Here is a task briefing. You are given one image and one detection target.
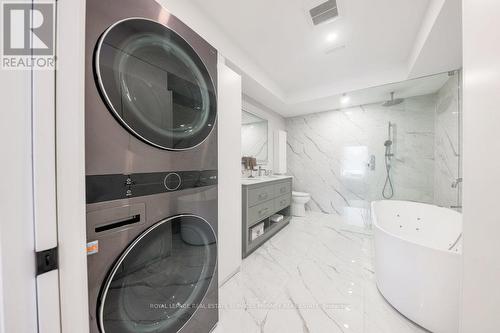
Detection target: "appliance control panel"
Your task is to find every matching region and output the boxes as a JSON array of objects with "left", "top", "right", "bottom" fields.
[
  {"left": 86, "top": 170, "right": 218, "bottom": 204},
  {"left": 164, "top": 173, "right": 182, "bottom": 191}
]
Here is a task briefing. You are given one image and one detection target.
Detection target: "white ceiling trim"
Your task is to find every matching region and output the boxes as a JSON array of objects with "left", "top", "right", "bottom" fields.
[
  {"left": 407, "top": 0, "right": 462, "bottom": 78},
  {"left": 408, "top": 0, "right": 447, "bottom": 74}
]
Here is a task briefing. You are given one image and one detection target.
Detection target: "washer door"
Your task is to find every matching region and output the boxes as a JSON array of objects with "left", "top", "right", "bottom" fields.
[
  {"left": 98, "top": 215, "right": 217, "bottom": 333},
  {"left": 95, "top": 18, "right": 217, "bottom": 150}
]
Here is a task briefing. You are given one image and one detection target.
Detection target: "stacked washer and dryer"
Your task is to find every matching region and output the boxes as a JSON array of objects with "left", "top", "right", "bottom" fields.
[{"left": 85, "top": 0, "right": 218, "bottom": 332}]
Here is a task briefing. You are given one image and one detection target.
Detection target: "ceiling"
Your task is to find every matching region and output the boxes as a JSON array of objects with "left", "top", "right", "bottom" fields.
[{"left": 187, "top": 0, "right": 462, "bottom": 117}]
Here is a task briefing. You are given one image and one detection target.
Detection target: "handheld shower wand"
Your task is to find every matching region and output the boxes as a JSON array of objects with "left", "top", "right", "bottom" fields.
[{"left": 382, "top": 122, "right": 395, "bottom": 199}]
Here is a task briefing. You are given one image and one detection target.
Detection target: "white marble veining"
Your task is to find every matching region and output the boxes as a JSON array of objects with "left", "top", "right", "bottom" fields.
[
  {"left": 241, "top": 175, "right": 293, "bottom": 186},
  {"left": 434, "top": 74, "right": 461, "bottom": 208},
  {"left": 286, "top": 95, "right": 436, "bottom": 216},
  {"left": 214, "top": 212, "right": 427, "bottom": 333}
]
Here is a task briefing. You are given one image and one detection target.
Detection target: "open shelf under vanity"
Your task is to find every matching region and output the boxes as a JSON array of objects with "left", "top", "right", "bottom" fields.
[{"left": 242, "top": 177, "right": 292, "bottom": 258}]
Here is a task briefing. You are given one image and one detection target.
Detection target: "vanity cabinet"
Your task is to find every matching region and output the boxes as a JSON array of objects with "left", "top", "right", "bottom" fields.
[{"left": 242, "top": 177, "right": 292, "bottom": 258}]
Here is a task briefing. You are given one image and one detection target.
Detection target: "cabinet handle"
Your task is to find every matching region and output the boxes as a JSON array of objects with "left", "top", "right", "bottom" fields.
[
  {"left": 258, "top": 193, "right": 268, "bottom": 200},
  {"left": 259, "top": 208, "right": 269, "bottom": 215}
]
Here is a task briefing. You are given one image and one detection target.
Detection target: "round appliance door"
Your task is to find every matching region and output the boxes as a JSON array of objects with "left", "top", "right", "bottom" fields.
[
  {"left": 98, "top": 215, "right": 217, "bottom": 333},
  {"left": 95, "top": 18, "right": 217, "bottom": 150}
]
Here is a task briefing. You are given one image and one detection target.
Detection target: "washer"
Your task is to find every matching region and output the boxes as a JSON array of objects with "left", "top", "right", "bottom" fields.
[
  {"left": 85, "top": 0, "right": 218, "bottom": 332},
  {"left": 86, "top": 184, "right": 218, "bottom": 333}
]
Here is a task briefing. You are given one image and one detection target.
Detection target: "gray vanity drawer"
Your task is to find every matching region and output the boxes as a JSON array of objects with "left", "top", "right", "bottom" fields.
[
  {"left": 248, "top": 200, "right": 274, "bottom": 226},
  {"left": 274, "top": 181, "right": 292, "bottom": 196},
  {"left": 274, "top": 193, "right": 291, "bottom": 211},
  {"left": 248, "top": 185, "right": 274, "bottom": 207}
]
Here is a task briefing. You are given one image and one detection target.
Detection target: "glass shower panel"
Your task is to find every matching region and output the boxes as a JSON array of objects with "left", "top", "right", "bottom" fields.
[{"left": 434, "top": 71, "right": 462, "bottom": 209}]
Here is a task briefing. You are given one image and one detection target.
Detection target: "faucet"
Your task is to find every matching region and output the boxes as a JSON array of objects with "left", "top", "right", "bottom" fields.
[
  {"left": 451, "top": 178, "right": 463, "bottom": 188},
  {"left": 258, "top": 166, "right": 265, "bottom": 177}
]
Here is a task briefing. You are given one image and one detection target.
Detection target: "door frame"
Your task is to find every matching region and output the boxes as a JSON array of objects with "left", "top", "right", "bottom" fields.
[{"left": 55, "top": 0, "right": 89, "bottom": 332}]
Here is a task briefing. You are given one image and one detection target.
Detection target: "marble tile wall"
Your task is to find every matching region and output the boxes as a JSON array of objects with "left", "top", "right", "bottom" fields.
[
  {"left": 286, "top": 95, "right": 437, "bottom": 216},
  {"left": 434, "top": 74, "right": 461, "bottom": 208}
]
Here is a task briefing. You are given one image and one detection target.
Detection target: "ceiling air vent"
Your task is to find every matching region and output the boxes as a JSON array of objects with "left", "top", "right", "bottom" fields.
[{"left": 309, "top": 0, "right": 338, "bottom": 26}]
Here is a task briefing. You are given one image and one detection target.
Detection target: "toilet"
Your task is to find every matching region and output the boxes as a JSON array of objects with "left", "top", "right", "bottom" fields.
[{"left": 291, "top": 191, "right": 311, "bottom": 217}]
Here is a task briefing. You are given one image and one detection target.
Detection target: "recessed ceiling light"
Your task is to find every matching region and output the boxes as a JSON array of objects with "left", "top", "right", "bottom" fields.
[
  {"left": 326, "top": 32, "right": 338, "bottom": 42},
  {"left": 341, "top": 94, "right": 350, "bottom": 104}
]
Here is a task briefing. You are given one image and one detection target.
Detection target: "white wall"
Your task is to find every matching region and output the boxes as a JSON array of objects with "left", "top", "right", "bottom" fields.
[
  {"left": 461, "top": 1, "right": 500, "bottom": 331},
  {"left": 217, "top": 56, "right": 243, "bottom": 284},
  {"left": 0, "top": 31, "right": 38, "bottom": 333},
  {"left": 243, "top": 95, "right": 286, "bottom": 171}
]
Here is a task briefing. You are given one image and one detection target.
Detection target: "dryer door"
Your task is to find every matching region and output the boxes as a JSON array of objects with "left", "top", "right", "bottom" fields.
[
  {"left": 95, "top": 18, "right": 217, "bottom": 150},
  {"left": 98, "top": 215, "right": 217, "bottom": 333}
]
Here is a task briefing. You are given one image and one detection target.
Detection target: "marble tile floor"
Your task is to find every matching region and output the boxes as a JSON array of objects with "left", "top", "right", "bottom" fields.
[{"left": 214, "top": 212, "right": 428, "bottom": 333}]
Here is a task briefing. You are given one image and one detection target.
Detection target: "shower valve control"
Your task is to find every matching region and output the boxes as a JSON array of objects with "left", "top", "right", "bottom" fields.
[{"left": 368, "top": 155, "right": 376, "bottom": 171}]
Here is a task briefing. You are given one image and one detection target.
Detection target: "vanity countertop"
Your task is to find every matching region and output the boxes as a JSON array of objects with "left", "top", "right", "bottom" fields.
[{"left": 241, "top": 175, "right": 293, "bottom": 186}]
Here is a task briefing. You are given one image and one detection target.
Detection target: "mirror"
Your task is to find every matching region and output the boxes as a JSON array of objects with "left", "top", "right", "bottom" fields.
[{"left": 241, "top": 110, "right": 268, "bottom": 163}]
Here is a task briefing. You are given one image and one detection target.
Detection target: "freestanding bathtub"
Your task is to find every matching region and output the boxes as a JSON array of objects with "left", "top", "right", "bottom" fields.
[{"left": 371, "top": 200, "right": 462, "bottom": 333}]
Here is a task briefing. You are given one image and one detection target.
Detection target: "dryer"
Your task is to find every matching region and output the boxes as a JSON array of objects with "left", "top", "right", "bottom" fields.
[
  {"left": 85, "top": 0, "right": 218, "bottom": 332},
  {"left": 85, "top": 0, "right": 218, "bottom": 176}
]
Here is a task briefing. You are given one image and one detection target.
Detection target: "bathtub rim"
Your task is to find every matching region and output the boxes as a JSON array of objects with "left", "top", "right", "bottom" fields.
[{"left": 371, "top": 200, "right": 462, "bottom": 255}]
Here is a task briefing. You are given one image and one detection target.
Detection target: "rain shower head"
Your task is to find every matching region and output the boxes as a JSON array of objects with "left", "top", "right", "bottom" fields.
[{"left": 382, "top": 92, "right": 404, "bottom": 107}]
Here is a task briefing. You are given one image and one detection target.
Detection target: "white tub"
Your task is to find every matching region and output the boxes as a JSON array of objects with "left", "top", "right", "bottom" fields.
[{"left": 371, "top": 200, "right": 462, "bottom": 333}]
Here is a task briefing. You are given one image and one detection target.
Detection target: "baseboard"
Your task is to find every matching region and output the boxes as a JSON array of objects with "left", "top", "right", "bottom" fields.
[{"left": 219, "top": 266, "right": 241, "bottom": 287}]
